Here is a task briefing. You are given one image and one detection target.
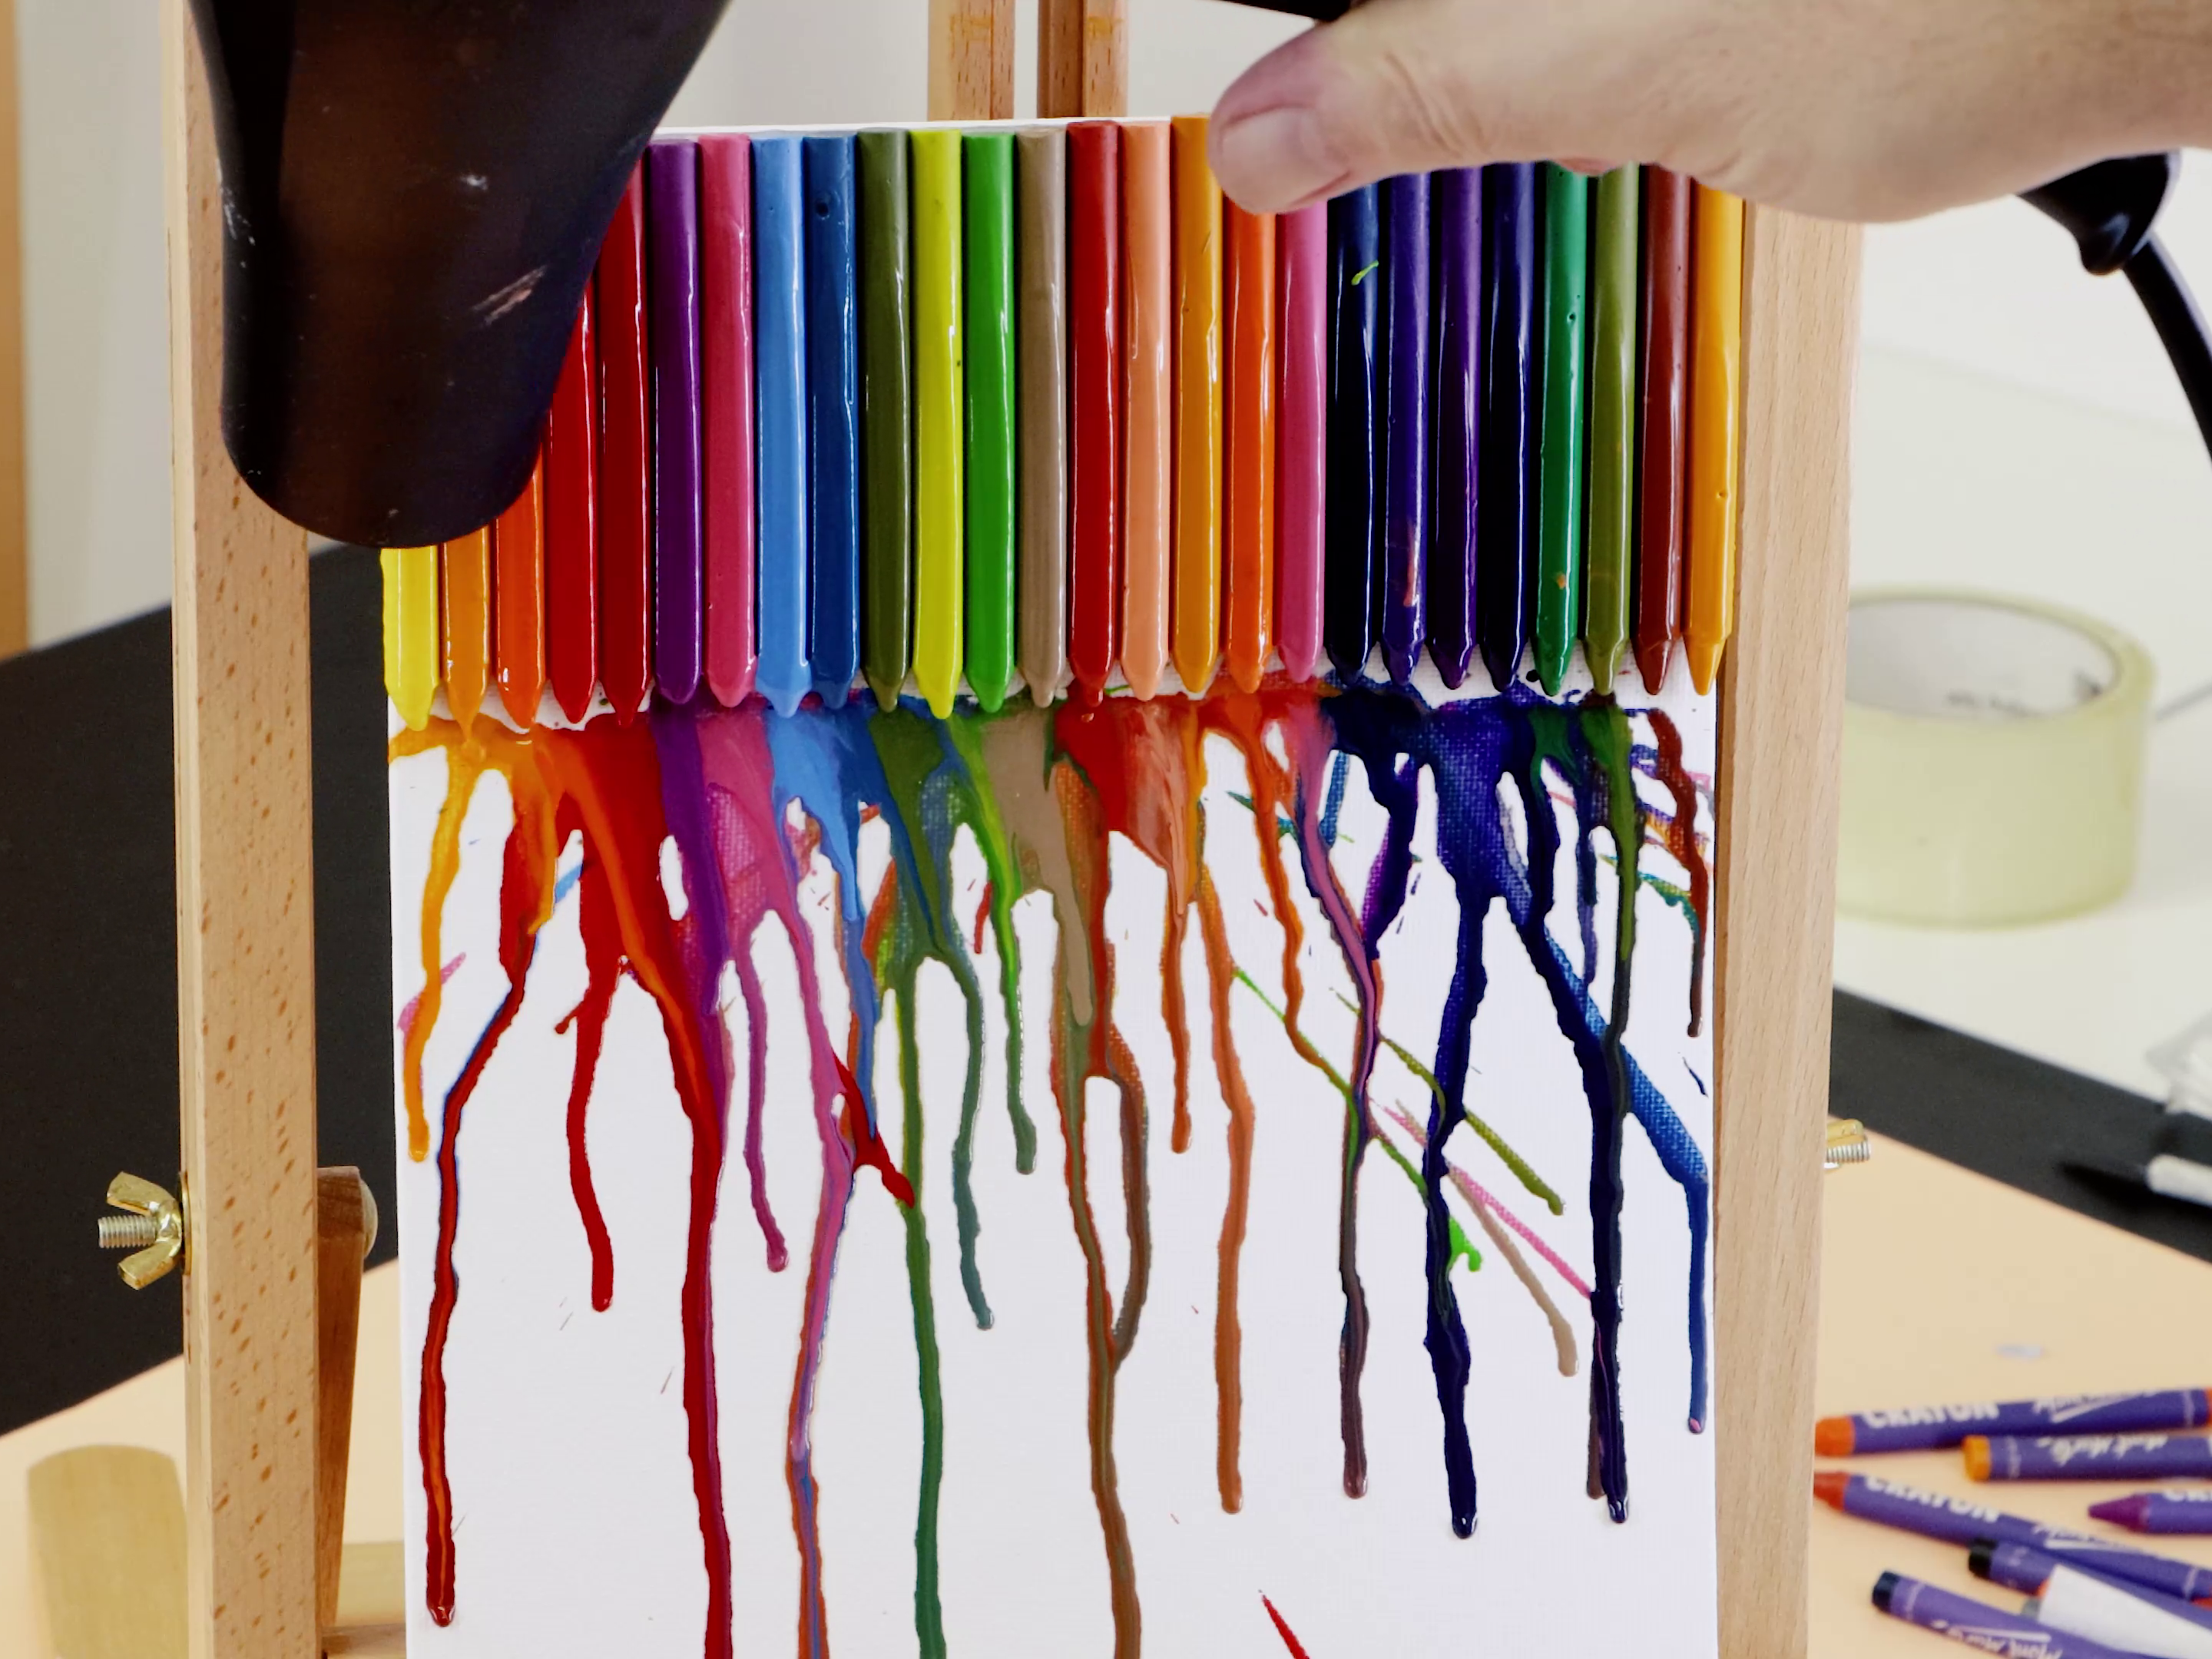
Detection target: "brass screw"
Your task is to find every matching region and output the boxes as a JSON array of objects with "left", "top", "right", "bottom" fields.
[
  {"left": 97, "top": 1173, "right": 187, "bottom": 1289},
  {"left": 1825, "top": 1118, "right": 1872, "bottom": 1172}
]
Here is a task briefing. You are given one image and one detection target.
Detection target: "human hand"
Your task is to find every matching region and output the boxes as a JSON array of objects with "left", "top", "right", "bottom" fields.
[{"left": 1207, "top": 0, "right": 2212, "bottom": 221}]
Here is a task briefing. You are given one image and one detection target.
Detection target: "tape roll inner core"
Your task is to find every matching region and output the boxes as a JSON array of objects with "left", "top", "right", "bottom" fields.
[{"left": 1847, "top": 595, "right": 2119, "bottom": 721}]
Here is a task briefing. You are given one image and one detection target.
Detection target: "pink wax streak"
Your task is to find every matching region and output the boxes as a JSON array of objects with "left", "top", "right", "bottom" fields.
[
  {"left": 1384, "top": 1104, "right": 1593, "bottom": 1299},
  {"left": 1274, "top": 203, "right": 1327, "bottom": 683},
  {"left": 396, "top": 952, "right": 465, "bottom": 1038}
]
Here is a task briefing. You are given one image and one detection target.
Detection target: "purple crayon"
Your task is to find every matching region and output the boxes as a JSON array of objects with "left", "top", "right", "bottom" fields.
[
  {"left": 1969, "top": 1435, "right": 2212, "bottom": 1483},
  {"left": 1816, "top": 1474, "right": 2212, "bottom": 1602},
  {"left": 1973, "top": 1541, "right": 2212, "bottom": 1634},
  {"left": 1874, "top": 1572, "right": 2137, "bottom": 1659},
  {"left": 1379, "top": 171, "right": 1430, "bottom": 686},
  {"left": 1820, "top": 1390, "right": 2212, "bottom": 1456},
  {"left": 2094, "top": 1492, "right": 2212, "bottom": 1536}
]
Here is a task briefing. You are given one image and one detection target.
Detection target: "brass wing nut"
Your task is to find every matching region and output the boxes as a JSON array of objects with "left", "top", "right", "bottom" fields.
[
  {"left": 97, "top": 1174, "right": 187, "bottom": 1289},
  {"left": 1825, "top": 1118, "right": 1872, "bottom": 1172}
]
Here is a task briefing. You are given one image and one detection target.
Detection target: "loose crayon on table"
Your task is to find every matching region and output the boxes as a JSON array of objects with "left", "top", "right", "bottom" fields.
[
  {"left": 1976, "top": 1542, "right": 2212, "bottom": 1636},
  {"left": 1969, "top": 1434, "right": 2212, "bottom": 1482},
  {"left": 1534, "top": 163, "right": 1588, "bottom": 696},
  {"left": 962, "top": 131, "right": 1018, "bottom": 712},
  {"left": 805, "top": 134, "right": 862, "bottom": 708},
  {"left": 1224, "top": 197, "right": 1277, "bottom": 693},
  {"left": 2094, "top": 1492, "right": 2212, "bottom": 1536},
  {"left": 700, "top": 133, "right": 757, "bottom": 709},
  {"left": 1818, "top": 1389, "right": 2212, "bottom": 1455},
  {"left": 753, "top": 135, "right": 811, "bottom": 717},
  {"left": 545, "top": 290, "right": 600, "bottom": 723},
  {"left": 1478, "top": 163, "right": 1538, "bottom": 693},
  {"left": 1276, "top": 200, "right": 1327, "bottom": 684},
  {"left": 441, "top": 528, "right": 492, "bottom": 727},
  {"left": 1685, "top": 184, "right": 1745, "bottom": 696},
  {"left": 1634, "top": 167, "right": 1691, "bottom": 696},
  {"left": 2034, "top": 1570, "right": 2212, "bottom": 1659},
  {"left": 1583, "top": 165, "right": 1637, "bottom": 694},
  {"left": 1121, "top": 120, "right": 1174, "bottom": 700},
  {"left": 1426, "top": 167, "right": 1479, "bottom": 690},
  {"left": 912, "top": 128, "right": 965, "bottom": 719},
  {"left": 1875, "top": 1573, "right": 2134, "bottom": 1659},
  {"left": 1378, "top": 173, "right": 1429, "bottom": 687},
  {"left": 1016, "top": 127, "right": 1069, "bottom": 707},
  {"left": 1324, "top": 184, "right": 1380, "bottom": 680},
  {"left": 859, "top": 129, "right": 912, "bottom": 712},
  {"left": 493, "top": 457, "right": 545, "bottom": 726},
  {"left": 382, "top": 545, "right": 441, "bottom": 731},
  {"left": 1171, "top": 115, "right": 1224, "bottom": 696},
  {"left": 1068, "top": 121, "right": 1123, "bottom": 704},
  {"left": 648, "top": 138, "right": 704, "bottom": 706},
  {"left": 598, "top": 164, "right": 654, "bottom": 721}
]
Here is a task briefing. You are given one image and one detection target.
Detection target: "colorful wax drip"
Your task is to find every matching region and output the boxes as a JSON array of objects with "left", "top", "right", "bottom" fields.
[{"left": 395, "top": 679, "right": 1712, "bottom": 1657}]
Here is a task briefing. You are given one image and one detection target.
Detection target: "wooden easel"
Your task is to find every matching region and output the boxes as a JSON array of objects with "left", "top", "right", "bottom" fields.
[{"left": 158, "top": 0, "right": 1857, "bottom": 1653}]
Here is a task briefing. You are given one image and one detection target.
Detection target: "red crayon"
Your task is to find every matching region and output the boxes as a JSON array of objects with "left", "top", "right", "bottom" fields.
[
  {"left": 598, "top": 164, "right": 654, "bottom": 721},
  {"left": 1634, "top": 166, "right": 1691, "bottom": 695},
  {"left": 1068, "top": 121, "right": 1123, "bottom": 704},
  {"left": 545, "top": 290, "right": 599, "bottom": 724},
  {"left": 493, "top": 455, "right": 545, "bottom": 726},
  {"left": 700, "top": 134, "right": 757, "bottom": 707}
]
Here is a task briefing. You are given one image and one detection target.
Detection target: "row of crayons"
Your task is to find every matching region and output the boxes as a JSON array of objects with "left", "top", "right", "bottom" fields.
[{"left": 381, "top": 118, "right": 1747, "bottom": 731}]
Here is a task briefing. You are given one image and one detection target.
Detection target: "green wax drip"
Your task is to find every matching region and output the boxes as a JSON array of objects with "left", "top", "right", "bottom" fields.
[
  {"left": 942, "top": 711, "right": 1037, "bottom": 1174},
  {"left": 1363, "top": 1015, "right": 1565, "bottom": 1218},
  {"left": 885, "top": 975, "right": 948, "bottom": 1659}
]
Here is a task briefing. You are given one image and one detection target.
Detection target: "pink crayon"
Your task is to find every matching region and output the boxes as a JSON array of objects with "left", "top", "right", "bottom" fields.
[
  {"left": 2093, "top": 1492, "right": 2212, "bottom": 1535},
  {"left": 1275, "top": 200, "right": 1327, "bottom": 683}
]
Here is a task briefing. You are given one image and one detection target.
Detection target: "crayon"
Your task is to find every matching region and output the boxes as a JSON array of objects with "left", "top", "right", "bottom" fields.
[
  {"left": 648, "top": 138, "right": 704, "bottom": 706},
  {"left": 1122, "top": 120, "right": 1174, "bottom": 700},
  {"left": 1874, "top": 1573, "right": 2135, "bottom": 1659},
  {"left": 598, "top": 164, "right": 654, "bottom": 721},
  {"left": 382, "top": 545, "right": 441, "bottom": 731},
  {"left": 1534, "top": 163, "right": 1588, "bottom": 696},
  {"left": 753, "top": 135, "right": 811, "bottom": 717},
  {"left": 859, "top": 130, "right": 913, "bottom": 712},
  {"left": 1583, "top": 165, "right": 1637, "bottom": 695},
  {"left": 2034, "top": 1571, "right": 2212, "bottom": 1659},
  {"left": 1379, "top": 172, "right": 1429, "bottom": 687},
  {"left": 805, "top": 134, "right": 862, "bottom": 708},
  {"left": 912, "top": 128, "right": 965, "bottom": 719},
  {"left": 1323, "top": 184, "right": 1380, "bottom": 680},
  {"left": 1634, "top": 167, "right": 1691, "bottom": 696},
  {"left": 492, "top": 457, "right": 545, "bottom": 726},
  {"left": 1224, "top": 197, "right": 1277, "bottom": 693},
  {"left": 1275, "top": 200, "right": 1328, "bottom": 684},
  {"left": 1815, "top": 1474, "right": 2212, "bottom": 1603},
  {"left": 1819, "top": 1390, "right": 2212, "bottom": 1455},
  {"left": 700, "top": 134, "right": 757, "bottom": 710},
  {"left": 1969, "top": 1435, "right": 2212, "bottom": 1483},
  {"left": 545, "top": 291, "right": 600, "bottom": 724},
  {"left": 441, "top": 528, "right": 492, "bottom": 727},
  {"left": 1685, "top": 184, "right": 1745, "bottom": 696},
  {"left": 1171, "top": 115, "right": 1224, "bottom": 696},
  {"left": 1975, "top": 1542, "right": 2212, "bottom": 1636},
  {"left": 1016, "top": 127, "right": 1069, "bottom": 707},
  {"left": 2093, "top": 1492, "right": 2212, "bottom": 1536},
  {"left": 962, "top": 131, "right": 1018, "bottom": 712},
  {"left": 1426, "top": 167, "right": 1479, "bottom": 690},
  {"left": 1068, "top": 121, "right": 1123, "bottom": 704},
  {"left": 1477, "top": 162, "right": 1538, "bottom": 694}
]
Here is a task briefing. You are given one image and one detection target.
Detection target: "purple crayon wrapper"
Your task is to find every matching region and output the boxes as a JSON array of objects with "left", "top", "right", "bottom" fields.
[
  {"left": 1977, "top": 1542, "right": 2212, "bottom": 1634},
  {"left": 2094, "top": 1490, "right": 2212, "bottom": 1535},
  {"left": 1875, "top": 1573, "right": 2137, "bottom": 1659},
  {"left": 1831, "top": 1389, "right": 2212, "bottom": 1455},
  {"left": 1973, "top": 1434, "right": 2212, "bottom": 1482}
]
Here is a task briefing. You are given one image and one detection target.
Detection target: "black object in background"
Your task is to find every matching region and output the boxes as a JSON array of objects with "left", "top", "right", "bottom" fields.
[
  {"left": 0, "top": 546, "right": 394, "bottom": 1440},
  {"left": 1214, "top": 0, "right": 1352, "bottom": 17}
]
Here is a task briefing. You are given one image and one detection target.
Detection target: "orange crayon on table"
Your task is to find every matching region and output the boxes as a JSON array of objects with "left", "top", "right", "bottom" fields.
[
  {"left": 441, "top": 528, "right": 492, "bottom": 727},
  {"left": 1684, "top": 185, "right": 1745, "bottom": 696},
  {"left": 494, "top": 458, "right": 545, "bottom": 725},
  {"left": 1121, "top": 119, "right": 1173, "bottom": 700},
  {"left": 1224, "top": 198, "right": 1277, "bottom": 693},
  {"left": 1171, "top": 115, "right": 1224, "bottom": 696}
]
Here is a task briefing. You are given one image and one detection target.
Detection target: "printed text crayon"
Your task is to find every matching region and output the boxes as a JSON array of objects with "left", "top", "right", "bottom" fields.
[
  {"left": 753, "top": 135, "right": 812, "bottom": 717},
  {"left": 1324, "top": 184, "right": 1381, "bottom": 680},
  {"left": 1171, "top": 116, "right": 1224, "bottom": 696},
  {"left": 1477, "top": 163, "right": 1537, "bottom": 693},
  {"left": 1379, "top": 173, "right": 1429, "bottom": 687},
  {"left": 962, "top": 132, "right": 1018, "bottom": 712},
  {"left": 1634, "top": 167, "right": 1691, "bottom": 696},
  {"left": 1819, "top": 1389, "right": 2212, "bottom": 1455},
  {"left": 1816, "top": 1473, "right": 2212, "bottom": 1603},
  {"left": 1016, "top": 127, "right": 1069, "bottom": 707},
  {"left": 545, "top": 290, "right": 600, "bottom": 723},
  {"left": 442, "top": 528, "right": 492, "bottom": 727},
  {"left": 700, "top": 134, "right": 757, "bottom": 709},
  {"left": 493, "top": 456, "right": 545, "bottom": 726},
  {"left": 1970, "top": 1435, "right": 2212, "bottom": 1482},
  {"left": 859, "top": 130, "right": 912, "bottom": 712},
  {"left": 1276, "top": 200, "right": 1328, "bottom": 684},
  {"left": 2094, "top": 1492, "right": 2212, "bottom": 1536},
  {"left": 1121, "top": 120, "right": 1174, "bottom": 701},
  {"left": 1685, "top": 184, "right": 1745, "bottom": 695},
  {"left": 2033, "top": 1570, "right": 2212, "bottom": 1659},
  {"left": 383, "top": 545, "right": 441, "bottom": 731},
  {"left": 912, "top": 130, "right": 965, "bottom": 719},
  {"left": 1068, "top": 121, "right": 1123, "bottom": 704},
  {"left": 1534, "top": 163, "right": 1588, "bottom": 696},
  {"left": 1224, "top": 197, "right": 1277, "bottom": 694},
  {"left": 648, "top": 138, "right": 704, "bottom": 706},
  {"left": 598, "top": 165, "right": 654, "bottom": 721},
  {"left": 1874, "top": 1573, "right": 2134, "bottom": 1659},
  {"left": 805, "top": 135, "right": 861, "bottom": 708},
  {"left": 1583, "top": 165, "right": 1637, "bottom": 694},
  {"left": 1426, "top": 167, "right": 1479, "bottom": 689},
  {"left": 1976, "top": 1542, "right": 2212, "bottom": 1634}
]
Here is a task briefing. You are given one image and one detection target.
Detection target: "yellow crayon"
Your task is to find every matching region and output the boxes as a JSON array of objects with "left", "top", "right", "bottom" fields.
[
  {"left": 1684, "top": 185, "right": 1744, "bottom": 697},
  {"left": 912, "top": 130, "right": 965, "bottom": 717},
  {"left": 382, "top": 545, "right": 442, "bottom": 730}
]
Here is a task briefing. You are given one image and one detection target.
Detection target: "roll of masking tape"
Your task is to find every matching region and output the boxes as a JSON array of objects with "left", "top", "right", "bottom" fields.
[{"left": 1839, "top": 590, "right": 2154, "bottom": 926}]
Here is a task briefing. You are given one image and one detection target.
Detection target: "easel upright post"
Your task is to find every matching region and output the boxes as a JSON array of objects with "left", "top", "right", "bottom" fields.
[
  {"left": 1038, "top": 0, "right": 1127, "bottom": 118},
  {"left": 929, "top": 0, "right": 1016, "bottom": 121}
]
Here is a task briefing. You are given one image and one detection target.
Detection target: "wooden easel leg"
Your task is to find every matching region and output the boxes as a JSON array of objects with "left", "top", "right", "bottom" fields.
[
  {"left": 929, "top": 0, "right": 1015, "bottom": 122},
  {"left": 316, "top": 1171, "right": 371, "bottom": 1638},
  {"left": 0, "top": 0, "right": 23, "bottom": 657},
  {"left": 1037, "top": 0, "right": 1126, "bottom": 119}
]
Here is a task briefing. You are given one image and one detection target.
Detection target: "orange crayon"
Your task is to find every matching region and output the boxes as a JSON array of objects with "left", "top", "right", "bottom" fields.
[
  {"left": 1171, "top": 116, "right": 1224, "bottom": 695},
  {"left": 494, "top": 457, "right": 545, "bottom": 725},
  {"left": 441, "top": 528, "right": 492, "bottom": 726},
  {"left": 1121, "top": 120, "right": 1173, "bottom": 700}
]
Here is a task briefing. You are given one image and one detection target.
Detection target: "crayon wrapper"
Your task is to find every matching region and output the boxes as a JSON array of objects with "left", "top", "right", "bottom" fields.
[
  {"left": 1851, "top": 1390, "right": 2211, "bottom": 1454},
  {"left": 1982, "top": 1435, "right": 2212, "bottom": 1482}
]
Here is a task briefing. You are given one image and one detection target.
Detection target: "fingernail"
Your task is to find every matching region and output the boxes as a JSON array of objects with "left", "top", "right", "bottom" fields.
[{"left": 1212, "top": 106, "right": 1348, "bottom": 212}]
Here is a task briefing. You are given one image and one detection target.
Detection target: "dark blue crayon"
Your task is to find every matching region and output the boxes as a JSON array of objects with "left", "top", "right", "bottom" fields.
[
  {"left": 1379, "top": 173, "right": 1429, "bottom": 687},
  {"left": 2094, "top": 1491, "right": 2212, "bottom": 1536},
  {"left": 1426, "top": 167, "right": 1480, "bottom": 689},
  {"left": 1476, "top": 162, "right": 1537, "bottom": 693},
  {"left": 1971, "top": 1433, "right": 2212, "bottom": 1482},
  {"left": 1326, "top": 185, "right": 1382, "bottom": 680},
  {"left": 803, "top": 134, "right": 860, "bottom": 708},
  {"left": 1875, "top": 1572, "right": 2136, "bottom": 1658}
]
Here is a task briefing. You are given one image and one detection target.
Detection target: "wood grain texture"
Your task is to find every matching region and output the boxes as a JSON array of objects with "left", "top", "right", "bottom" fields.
[
  {"left": 316, "top": 1171, "right": 369, "bottom": 1637},
  {"left": 1037, "top": 0, "right": 1126, "bottom": 118},
  {"left": 0, "top": 0, "right": 24, "bottom": 657},
  {"left": 928, "top": 0, "right": 1014, "bottom": 122},
  {"left": 1713, "top": 207, "right": 1861, "bottom": 1659},
  {"left": 29, "top": 1446, "right": 188, "bottom": 1659},
  {"left": 163, "top": 5, "right": 322, "bottom": 1656}
]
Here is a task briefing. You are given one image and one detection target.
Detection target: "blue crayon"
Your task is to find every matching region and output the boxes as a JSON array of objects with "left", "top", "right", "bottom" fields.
[
  {"left": 1971, "top": 1433, "right": 2212, "bottom": 1482},
  {"left": 1325, "top": 184, "right": 1382, "bottom": 680},
  {"left": 803, "top": 134, "right": 861, "bottom": 708},
  {"left": 1875, "top": 1573, "right": 2137, "bottom": 1659},
  {"left": 752, "top": 135, "right": 811, "bottom": 717},
  {"left": 1821, "top": 1389, "right": 2212, "bottom": 1455},
  {"left": 1476, "top": 162, "right": 1536, "bottom": 694},
  {"left": 1426, "top": 166, "right": 1480, "bottom": 690},
  {"left": 1379, "top": 172, "right": 1429, "bottom": 687}
]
